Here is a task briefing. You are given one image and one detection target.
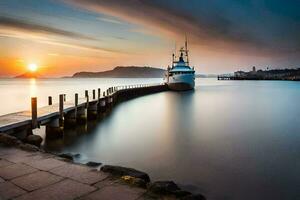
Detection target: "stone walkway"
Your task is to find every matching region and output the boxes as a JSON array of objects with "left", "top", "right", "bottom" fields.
[{"left": 0, "top": 145, "right": 153, "bottom": 200}]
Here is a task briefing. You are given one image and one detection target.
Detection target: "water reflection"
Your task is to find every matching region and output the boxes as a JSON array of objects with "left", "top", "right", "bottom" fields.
[
  {"left": 29, "top": 78, "right": 37, "bottom": 97},
  {"left": 24, "top": 79, "right": 300, "bottom": 200}
]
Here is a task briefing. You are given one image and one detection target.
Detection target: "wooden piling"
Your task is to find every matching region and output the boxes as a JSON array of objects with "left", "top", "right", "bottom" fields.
[
  {"left": 63, "top": 94, "right": 66, "bottom": 102},
  {"left": 93, "top": 89, "right": 96, "bottom": 100},
  {"left": 59, "top": 94, "right": 64, "bottom": 122},
  {"left": 48, "top": 96, "right": 52, "bottom": 105},
  {"left": 86, "top": 94, "right": 89, "bottom": 109},
  {"left": 31, "top": 97, "right": 38, "bottom": 129},
  {"left": 64, "top": 93, "right": 78, "bottom": 127},
  {"left": 46, "top": 118, "right": 63, "bottom": 139},
  {"left": 98, "top": 88, "right": 101, "bottom": 99},
  {"left": 85, "top": 90, "right": 88, "bottom": 98},
  {"left": 75, "top": 93, "right": 78, "bottom": 116}
]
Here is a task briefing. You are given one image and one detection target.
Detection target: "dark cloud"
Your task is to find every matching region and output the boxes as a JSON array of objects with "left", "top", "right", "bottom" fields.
[
  {"left": 66, "top": 0, "right": 300, "bottom": 56},
  {"left": 0, "top": 16, "right": 96, "bottom": 41}
]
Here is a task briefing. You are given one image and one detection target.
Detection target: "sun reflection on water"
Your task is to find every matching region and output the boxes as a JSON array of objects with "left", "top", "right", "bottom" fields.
[{"left": 29, "top": 78, "right": 37, "bottom": 97}]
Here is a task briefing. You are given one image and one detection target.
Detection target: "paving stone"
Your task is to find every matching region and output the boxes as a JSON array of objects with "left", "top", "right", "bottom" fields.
[
  {"left": 1, "top": 151, "right": 40, "bottom": 163},
  {"left": 94, "top": 179, "right": 118, "bottom": 189},
  {"left": 0, "top": 148, "right": 27, "bottom": 157},
  {"left": 80, "top": 184, "right": 145, "bottom": 200},
  {"left": 0, "top": 181, "right": 26, "bottom": 199},
  {"left": 15, "top": 179, "right": 96, "bottom": 200},
  {"left": 0, "top": 159, "right": 13, "bottom": 168},
  {"left": 11, "top": 171, "right": 63, "bottom": 191},
  {"left": 50, "top": 163, "right": 90, "bottom": 176},
  {"left": 73, "top": 170, "right": 109, "bottom": 185},
  {"left": 25, "top": 157, "right": 66, "bottom": 171},
  {"left": 50, "top": 164, "right": 108, "bottom": 184},
  {"left": 0, "top": 163, "right": 38, "bottom": 180},
  {"left": 20, "top": 153, "right": 54, "bottom": 164}
]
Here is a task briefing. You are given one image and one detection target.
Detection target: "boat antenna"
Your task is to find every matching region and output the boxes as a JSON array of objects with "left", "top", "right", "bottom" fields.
[
  {"left": 172, "top": 53, "right": 175, "bottom": 68},
  {"left": 172, "top": 42, "right": 177, "bottom": 68},
  {"left": 185, "top": 34, "right": 189, "bottom": 65}
]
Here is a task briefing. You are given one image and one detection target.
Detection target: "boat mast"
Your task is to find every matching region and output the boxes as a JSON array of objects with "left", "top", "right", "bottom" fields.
[
  {"left": 172, "top": 53, "right": 175, "bottom": 68},
  {"left": 185, "top": 35, "right": 189, "bottom": 65}
]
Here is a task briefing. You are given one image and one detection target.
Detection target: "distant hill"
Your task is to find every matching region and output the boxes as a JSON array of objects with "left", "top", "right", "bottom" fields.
[
  {"left": 15, "top": 71, "right": 42, "bottom": 78},
  {"left": 72, "top": 66, "right": 166, "bottom": 78}
]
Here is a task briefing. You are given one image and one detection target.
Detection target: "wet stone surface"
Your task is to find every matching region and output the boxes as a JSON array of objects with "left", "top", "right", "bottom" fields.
[
  {"left": 0, "top": 144, "right": 201, "bottom": 200},
  {"left": 0, "top": 145, "right": 146, "bottom": 200}
]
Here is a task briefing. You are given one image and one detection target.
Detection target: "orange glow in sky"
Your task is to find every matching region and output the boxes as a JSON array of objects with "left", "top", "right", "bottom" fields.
[{"left": 0, "top": 1, "right": 299, "bottom": 77}]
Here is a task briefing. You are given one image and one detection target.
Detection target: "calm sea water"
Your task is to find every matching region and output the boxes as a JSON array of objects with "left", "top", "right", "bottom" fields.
[{"left": 1, "top": 78, "right": 300, "bottom": 200}]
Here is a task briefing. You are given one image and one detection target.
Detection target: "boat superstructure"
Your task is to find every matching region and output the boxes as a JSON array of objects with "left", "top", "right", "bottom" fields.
[{"left": 165, "top": 38, "right": 195, "bottom": 91}]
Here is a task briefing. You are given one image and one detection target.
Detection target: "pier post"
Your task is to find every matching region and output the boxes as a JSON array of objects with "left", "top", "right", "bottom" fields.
[
  {"left": 88, "top": 89, "right": 98, "bottom": 119},
  {"left": 97, "top": 88, "right": 101, "bottom": 111},
  {"left": 63, "top": 94, "right": 66, "bottom": 102},
  {"left": 64, "top": 93, "right": 78, "bottom": 127},
  {"left": 88, "top": 102, "right": 98, "bottom": 119},
  {"left": 75, "top": 93, "right": 78, "bottom": 116},
  {"left": 85, "top": 90, "right": 88, "bottom": 98},
  {"left": 48, "top": 96, "right": 52, "bottom": 105},
  {"left": 86, "top": 94, "right": 89, "bottom": 108},
  {"left": 76, "top": 93, "right": 88, "bottom": 124},
  {"left": 45, "top": 118, "right": 63, "bottom": 139},
  {"left": 45, "top": 94, "right": 64, "bottom": 139},
  {"left": 76, "top": 106, "right": 87, "bottom": 124},
  {"left": 31, "top": 97, "right": 38, "bottom": 129},
  {"left": 93, "top": 89, "right": 96, "bottom": 100},
  {"left": 59, "top": 94, "right": 64, "bottom": 125}
]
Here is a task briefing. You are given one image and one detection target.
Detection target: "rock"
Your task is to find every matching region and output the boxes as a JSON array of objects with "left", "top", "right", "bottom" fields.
[
  {"left": 121, "top": 175, "right": 147, "bottom": 188},
  {"left": 101, "top": 165, "right": 150, "bottom": 183},
  {"left": 58, "top": 153, "right": 80, "bottom": 161},
  {"left": 181, "top": 194, "right": 206, "bottom": 200},
  {"left": 173, "top": 190, "right": 192, "bottom": 198},
  {"left": 86, "top": 161, "right": 102, "bottom": 167},
  {"left": 0, "top": 134, "right": 21, "bottom": 146},
  {"left": 148, "top": 181, "right": 180, "bottom": 195},
  {"left": 18, "top": 143, "right": 40, "bottom": 152},
  {"left": 26, "top": 134, "right": 43, "bottom": 147}
]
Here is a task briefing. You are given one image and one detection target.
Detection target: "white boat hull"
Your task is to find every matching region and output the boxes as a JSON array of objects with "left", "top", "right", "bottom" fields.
[{"left": 167, "top": 74, "right": 195, "bottom": 91}]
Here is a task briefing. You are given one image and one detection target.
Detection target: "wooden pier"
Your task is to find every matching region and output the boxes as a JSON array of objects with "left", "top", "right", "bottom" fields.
[
  {"left": 217, "top": 75, "right": 235, "bottom": 80},
  {"left": 0, "top": 83, "right": 168, "bottom": 139}
]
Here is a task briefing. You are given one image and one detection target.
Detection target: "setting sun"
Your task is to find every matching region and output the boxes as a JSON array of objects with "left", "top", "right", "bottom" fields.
[{"left": 28, "top": 63, "right": 38, "bottom": 72}]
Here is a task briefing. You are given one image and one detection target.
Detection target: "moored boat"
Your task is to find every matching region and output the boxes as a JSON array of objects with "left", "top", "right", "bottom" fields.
[{"left": 165, "top": 38, "right": 195, "bottom": 91}]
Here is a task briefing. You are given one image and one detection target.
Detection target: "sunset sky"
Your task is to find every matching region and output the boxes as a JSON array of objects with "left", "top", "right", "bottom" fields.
[{"left": 0, "top": 0, "right": 300, "bottom": 77}]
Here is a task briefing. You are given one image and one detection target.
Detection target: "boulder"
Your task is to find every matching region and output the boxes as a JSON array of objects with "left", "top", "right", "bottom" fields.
[
  {"left": 18, "top": 143, "right": 40, "bottom": 152},
  {"left": 0, "top": 134, "right": 21, "bottom": 146},
  {"left": 148, "top": 181, "right": 180, "bottom": 195},
  {"left": 86, "top": 161, "right": 102, "bottom": 167},
  {"left": 101, "top": 165, "right": 150, "bottom": 183},
  {"left": 58, "top": 153, "right": 80, "bottom": 161},
  {"left": 181, "top": 194, "right": 206, "bottom": 200},
  {"left": 172, "top": 190, "right": 192, "bottom": 198},
  {"left": 121, "top": 175, "right": 147, "bottom": 188},
  {"left": 26, "top": 135, "right": 43, "bottom": 147}
]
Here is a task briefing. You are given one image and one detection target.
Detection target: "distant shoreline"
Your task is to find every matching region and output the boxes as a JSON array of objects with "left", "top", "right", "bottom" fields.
[{"left": 218, "top": 67, "right": 300, "bottom": 81}]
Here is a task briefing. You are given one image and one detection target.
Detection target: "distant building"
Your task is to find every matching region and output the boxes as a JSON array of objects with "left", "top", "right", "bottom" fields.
[
  {"left": 234, "top": 71, "right": 247, "bottom": 77},
  {"left": 252, "top": 66, "right": 256, "bottom": 72}
]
